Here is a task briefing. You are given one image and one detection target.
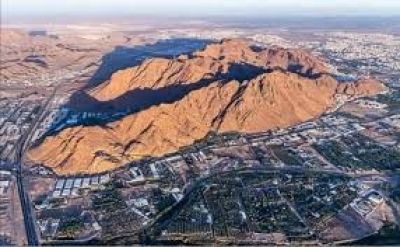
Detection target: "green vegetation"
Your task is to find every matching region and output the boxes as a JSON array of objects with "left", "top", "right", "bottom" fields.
[
  {"left": 313, "top": 140, "right": 364, "bottom": 170},
  {"left": 153, "top": 189, "right": 176, "bottom": 213},
  {"left": 203, "top": 180, "right": 248, "bottom": 237},
  {"left": 57, "top": 217, "right": 85, "bottom": 239},
  {"left": 241, "top": 188, "right": 307, "bottom": 235},
  {"left": 270, "top": 145, "right": 305, "bottom": 166},
  {"left": 313, "top": 134, "right": 400, "bottom": 171},
  {"left": 152, "top": 171, "right": 355, "bottom": 243},
  {"left": 164, "top": 192, "right": 212, "bottom": 237},
  {"left": 252, "top": 146, "right": 273, "bottom": 166},
  {"left": 91, "top": 182, "right": 144, "bottom": 242},
  {"left": 342, "top": 134, "right": 400, "bottom": 171},
  {"left": 92, "top": 183, "right": 126, "bottom": 212},
  {"left": 373, "top": 89, "right": 400, "bottom": 112},
  {"left": 389, "top": 185, "right": 400, "bottom": 203},
  {"left": 335, "top": 111, "right": 362, "bottom": 121},
  {"left": 181, "top": 131, "right": 243, "bottom": 152},
  {"left": 280, "top": 177, "right": 357, "bottom": 228},
  {"left": 100, "top": 210, "right": 143, "bottom": 241},
  {"left": 33, "top": 194, "right": 47, "bottom": 205},
  {"left": 48, "top": 197, "right": 66, "bottom": 208}
]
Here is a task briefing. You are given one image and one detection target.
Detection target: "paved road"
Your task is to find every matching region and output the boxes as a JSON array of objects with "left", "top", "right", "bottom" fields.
[{"left": 13, "top": 86, "right": 59, "bottom": 246}]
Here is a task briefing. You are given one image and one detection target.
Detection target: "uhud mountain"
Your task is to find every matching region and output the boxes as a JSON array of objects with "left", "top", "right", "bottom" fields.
[{"left": 27, "top": 39, "right": 386, "bottom": 175}]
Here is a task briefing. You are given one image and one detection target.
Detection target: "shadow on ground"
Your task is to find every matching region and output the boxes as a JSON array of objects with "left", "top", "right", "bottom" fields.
[
  {"left": 67, "top": 62, "right": 268, "bottom": 113},
  {"left": 86, "top": 38, "right": 212, "bottom": 89}
]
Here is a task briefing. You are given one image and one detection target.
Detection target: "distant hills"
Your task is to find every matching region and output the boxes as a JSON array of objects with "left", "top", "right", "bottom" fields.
[{"left": 0, "top": 28, "right": 147, "bottom": 83}]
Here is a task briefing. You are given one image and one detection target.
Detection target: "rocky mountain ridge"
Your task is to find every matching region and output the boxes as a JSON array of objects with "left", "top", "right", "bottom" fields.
[{"left": 27, "top": 39, "right": 387, "bottom": 175}]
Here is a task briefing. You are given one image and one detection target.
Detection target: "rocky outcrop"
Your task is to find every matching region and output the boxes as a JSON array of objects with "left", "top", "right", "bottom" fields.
[
  {"left": 337, "top": 78, "right": 388, "bottom": 97},
  {"left": 89, "top": 39, "right": 329, "bottom": 103},
  {"left": 27, "top": 40, "right": 387, "bottom": 175}
]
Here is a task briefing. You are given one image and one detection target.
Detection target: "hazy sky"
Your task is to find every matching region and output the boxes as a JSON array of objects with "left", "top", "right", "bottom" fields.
[{"left": 3, "top": 0, "right": 400, "bottom": 22}]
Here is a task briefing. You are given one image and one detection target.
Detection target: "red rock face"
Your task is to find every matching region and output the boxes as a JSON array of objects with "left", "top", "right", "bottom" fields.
[
  {"left": 337, "top": 78, "right": 388, "bottom": 97},
  {"left": 90, "top": 39, "right": 330, "bottom": 102},
  {"left": 27, "top": 40, "right": 387, "bottom": 175}
]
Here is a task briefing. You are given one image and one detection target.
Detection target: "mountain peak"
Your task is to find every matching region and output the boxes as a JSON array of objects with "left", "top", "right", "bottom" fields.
[{"left": 27, "top": 40, "right": 386, "bottom": 175}]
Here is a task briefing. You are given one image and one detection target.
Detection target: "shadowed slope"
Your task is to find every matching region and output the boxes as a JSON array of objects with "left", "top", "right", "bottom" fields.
[{"left": 27, "top": 39, "right": 387, "bottom": 175}]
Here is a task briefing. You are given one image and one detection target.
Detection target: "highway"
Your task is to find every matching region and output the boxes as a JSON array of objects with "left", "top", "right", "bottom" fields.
[{"left": 13, "top": 86, "right": 59, "bottom": 246}]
